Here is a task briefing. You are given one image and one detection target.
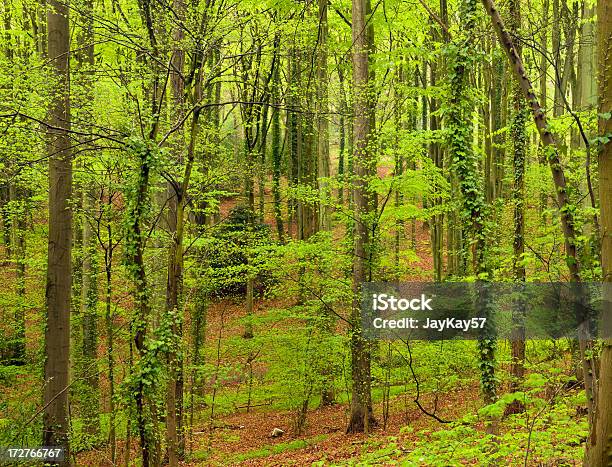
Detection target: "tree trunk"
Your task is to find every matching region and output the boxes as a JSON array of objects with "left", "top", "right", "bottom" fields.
[
  {"left": 585, "top": 1, "right": 612, "bottom": 463},
  {"left": 507, "top": 0, "right": 527, "bottom": 412},
  {"left": 271, "top": 34, "right": 284, "bottom": 243},
  {"left": 449, "top": 0, "right": 496, "bottom": 404},
  {"left": 347, "top": 0, "right": 375, "bottom": 433},
  {"left": 287, "top": 48, "right": 300, "bottom": 236},
  {"left": 428, "top": 35, "right": 443, "bottom": 282},
  {"left": 103, "top": 199, "right": 116, "bottom": 464},
  {"left": 165, "top": 0, "right": 186, "bottom": 461},
  {"left": 317, "top": 0, "right": 331, "bottom": 231},
  {"left": 81, "top": 191, "right": 99, "bottom": 433},
  {"left": 75, "top": 0, "right": 99, "bottom": 433},
  {"left": 11, "top": 185, "right": 27, "bottom": 365},
  {"left": 538, "top": 0, "right": 549, "bottom": 216},
  {"left": 43, "top": 0, "right": 72, "bottom": 461}
]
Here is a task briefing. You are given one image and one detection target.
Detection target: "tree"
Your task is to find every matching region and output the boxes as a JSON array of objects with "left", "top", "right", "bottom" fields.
[
  {"left": 75, "top": 0, "right": 99, "bottom": 435},
  {"left": 586, "top": 1, "right": 612, "bottom": 464},
  {"left": 507, "top": 0, "right": 527, "bottom": 412},
  {"left": 42, "top": 0, "right": 72, "bottom": 461},
  {"left": 317, "top": 0, "right": 331, "bottom": 231},
  {"left": 448, "top": 0, "right": 496, "bottom": 405},
  {"left": 347, "top": 0, "right": 376, "bottom": 434}
]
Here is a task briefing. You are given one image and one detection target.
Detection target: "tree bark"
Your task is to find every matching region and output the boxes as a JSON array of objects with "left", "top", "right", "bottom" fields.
[
  {"left": 586, "top": 0, "right": 612, "bottom": 463},
  {"left": 165, "top": 0, "right": 186, "bottom": 461},
  {"left": 347, "top": 0, "right": 375, "bottom": 433},
  {"left": 317, "top": 0, "right": 331, "bottom": 231},
  {"left": 507, "top": 0, "right": 527, "bottom": 412},
  {"left": 271, "top": 34, "right": 284, "bottom": 243},
  {"left": 43, "top": 0, "right": 72, "bottom": 461}
]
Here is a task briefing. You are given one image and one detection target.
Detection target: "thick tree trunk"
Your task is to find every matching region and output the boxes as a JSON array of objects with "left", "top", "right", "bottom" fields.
[
  {"left": 43, "top": 0, "right": 72, "bottom": 461},
  {"left": 586, "top": 1, "right": 612, "bottom": 464},
  {"left": 347, "top": 0, "right": 375, "bottom": 434}
]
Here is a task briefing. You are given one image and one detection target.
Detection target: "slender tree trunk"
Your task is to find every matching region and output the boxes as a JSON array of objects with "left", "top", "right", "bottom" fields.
[
  {"left": 10, "top": 185, "right": 27, "bottom": 364},
  {"left": 103, "top": 206, "right": 116, "bottom": 464},
  {"left": 14, "top": 205, "right": 26, "bottom": 364},
  {"left": 338, "top": 64, "right": 349, "bottom": 206},
  {"left": 128, "top": 139, "right": 155, "bottom": 467},
  {"left": 484, "top": 36, "right": 493, "bottom": 205},
  {"left": 538, "top": 0, "right": 549, "bottom": 216},
  {"left": 270, "top": 34, "right": 284, "bottom": 243},
  {"left": 43, "top": 0, "right": 72, "bottom": 461},
  {"left": 287, "top": 48, "right": 299, "bottom": 237},
  {"left": 75, "top": 0, "right": 99, "bottom": 432},
  {"left": 429, "top": 35, "right": 443, "bottom": 281},
  {"left": 165, "top": 0, "right": 186, "bottom": 461},
  {"left": 0, "top": 185, "right": 11, "bottom": 261},
  {"left": 507, "top": 0, "right": 527, "bottom": 412},
  {"left": 552, "top": 0, "right": 562, "bottom": 118},
  {"left": 81, "top": 191, "right": 99, "bottom": 433},
  {"left": 585, "top": 1, "right": 612, "bottom": 464},
  {"left": 317, "top": 0, "right": 331, "bottom": 231},
  {"left": 394, "top": 61, "right": 404, "bottom": 269}
]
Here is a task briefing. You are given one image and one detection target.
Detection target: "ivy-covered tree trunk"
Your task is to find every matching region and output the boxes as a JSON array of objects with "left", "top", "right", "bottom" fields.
[
  {"left": 271, "top": 34, "right": 284, "bottom": 243},
  {"left": 507, "top": 0, "right": 527, "bottom": 411},
  {"left": 127, "top": 142, "right": 154, "bottom": 467},
  {"left": 586, "top": 0, "right": 612, "bottom": 463},
  {"left": 43, "top": 0, "right": 72, "bottom": 461},
  {"left": 102, "top": 188, "right": 117, "bottom": 463},
  {"left": 448, "top": 0, "right": 496, "bottom": 405}
]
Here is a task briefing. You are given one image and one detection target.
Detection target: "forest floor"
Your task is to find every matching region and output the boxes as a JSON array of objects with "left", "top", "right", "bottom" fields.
[{"left": 186, "top": 384, "right": 480, "bottom": 466}]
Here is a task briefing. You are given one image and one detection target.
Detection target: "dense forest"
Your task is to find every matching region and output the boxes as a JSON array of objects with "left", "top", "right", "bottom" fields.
[{"left": 0, "top": 0, "right": 611, "bottom": 464}]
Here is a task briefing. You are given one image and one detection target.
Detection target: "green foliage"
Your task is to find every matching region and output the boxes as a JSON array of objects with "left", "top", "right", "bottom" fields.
[{"left": 201, "top": 205, "right": 277, "bottom": 296}]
